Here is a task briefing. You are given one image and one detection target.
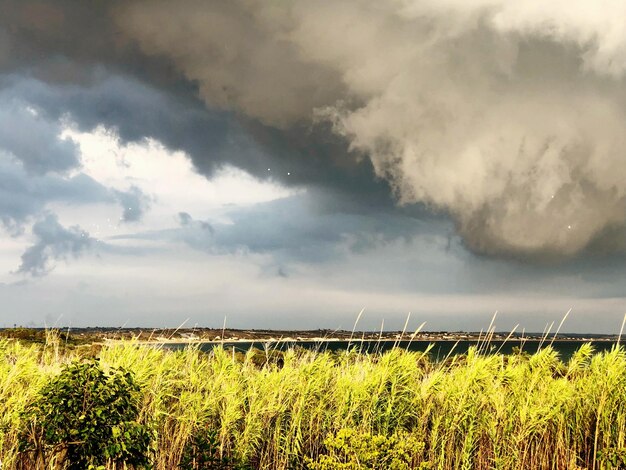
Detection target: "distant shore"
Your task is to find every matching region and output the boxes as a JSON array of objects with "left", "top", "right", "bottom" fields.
[
  {"left": 1, "top": 326, "right": 620, "bottom": 346},
  {"left": 118, "top": 335, "right": 619, "bottom": 346}
]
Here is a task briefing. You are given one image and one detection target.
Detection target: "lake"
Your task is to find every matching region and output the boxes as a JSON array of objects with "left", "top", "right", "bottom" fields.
[{"left": 163, "top": 339, "right": 619, "bottom": 360}]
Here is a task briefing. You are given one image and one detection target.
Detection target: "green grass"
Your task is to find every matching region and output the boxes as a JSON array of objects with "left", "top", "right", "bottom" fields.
[{"left": 1, "top": 335, "right": 626, "bottom": 469}]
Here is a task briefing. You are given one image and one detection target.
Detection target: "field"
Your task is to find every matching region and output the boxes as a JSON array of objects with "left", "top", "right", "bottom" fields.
[{"left": 1, "top": 333, "right": 626, "bottom": 469}]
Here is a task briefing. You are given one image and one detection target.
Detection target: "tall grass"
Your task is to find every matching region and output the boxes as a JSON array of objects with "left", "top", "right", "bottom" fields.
[{"left": 1, "top": 337, "right": 626, "bottom": 469}]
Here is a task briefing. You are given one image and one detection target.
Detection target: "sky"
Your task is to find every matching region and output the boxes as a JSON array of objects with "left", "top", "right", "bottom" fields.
[{"left": 0, "top": 0, "right": 625, "bottom": 332}]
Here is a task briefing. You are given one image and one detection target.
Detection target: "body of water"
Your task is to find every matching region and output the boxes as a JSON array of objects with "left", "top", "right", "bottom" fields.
[{"left": 163, "top": 339, "right": 619, "bottom": 360}]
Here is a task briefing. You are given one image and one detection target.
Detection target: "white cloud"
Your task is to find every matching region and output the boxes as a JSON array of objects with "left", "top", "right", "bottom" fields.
[{"left": 56, "top": 126, "right": 301, "bottom": 237}]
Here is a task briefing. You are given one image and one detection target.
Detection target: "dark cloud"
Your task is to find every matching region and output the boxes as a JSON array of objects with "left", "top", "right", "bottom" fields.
[
  {"left": 0, "top": 73, "right": 388, "bottom": 206},
  {"left": 1, "top": 0, "right": 626, "bottom": 261},
  {"left": 105, "top": 189, "right": 626, "bottom": 303},
  {"left": 16, "top": 213, "right": 93, "bottom": 277},
  {"left": 114, "top": 186, "right": 150, "bottom": 223},
  {"left": 0, "top": 0, "right": 395, "bottom": 214},
  {"left": 118, "top": 192, "right": 438, "bottom": 265},
  {"left": 0, "top": 76, "right": 159, "bottom": 233},
  {"left": 114, "top": 0, "right": 626, "bottom": 259},
  {"left": 1, "top": 0, "right": 625, "bottom": 330},
  {"left": 0, "top": 89, "right": 79, "bottom": 174},
  {"left": 0, "top": 77, "right": 153, "bottom": 236},
  {"left": 0, "top": 74, "right": 270, "bottom": 180},
  {"left": 0, "top": 151, "right": 150, "bottom": 234},
  {"left": 0, "top": 1, "right": 179, "bottom": 86},
  {"left": 0, "top": 154, "right": 108, "bottom": 233},
  {"left": 0, "top": 1, "right": 408, "bottom": 271},
  {"left": 206, "top": 195, "right": 411, "bottom": 263}
]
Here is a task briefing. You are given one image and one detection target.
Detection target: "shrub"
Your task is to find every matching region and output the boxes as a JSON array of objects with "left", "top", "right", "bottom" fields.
[
  {"left": 179, "top": 425, "right": 253, "bottom": 470},
  {"left": 306, "top": 428, "right": 429, "bottom": 470},
  {"left": 598, "top": 447, "right": 626, "bottom": 469},
  {"left": 179, "top": 426, "right": 227, "bottom": 470},
  {"left": 18, "top": 359, "right": 152, "bottom": 469}
]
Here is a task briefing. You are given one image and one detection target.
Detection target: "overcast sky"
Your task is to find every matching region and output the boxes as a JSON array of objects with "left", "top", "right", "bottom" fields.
[{"left": 0, "top": 0, "right": 625, "bottom": 332}]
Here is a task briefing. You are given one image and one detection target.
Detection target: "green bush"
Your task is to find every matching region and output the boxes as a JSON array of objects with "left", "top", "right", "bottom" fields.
[
  {"left": 179, "top": 425, "right": 253, "bottom": 470},
  {"left": 18, "top": 359, "right": 153, "bottom": 469},
  {"left": 306, "top": 428, "right": 429, "bottom": 470},
  {"left": 598, "top": 447, "right": 626, "bottom": 469},
  {"left": 179, "top": 426, "right": 227, "bottom": 470}
]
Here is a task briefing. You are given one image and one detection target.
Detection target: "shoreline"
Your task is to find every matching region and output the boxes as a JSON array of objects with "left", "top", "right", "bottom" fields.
[
  {"left": 2, "top": 326, "right": 620, "bottom": 347},
  {"left": 106, "top": 336, "right": 619, "bottom": 346}
]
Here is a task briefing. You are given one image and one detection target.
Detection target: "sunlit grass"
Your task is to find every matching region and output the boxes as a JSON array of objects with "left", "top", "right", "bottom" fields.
[{"left": 1, "top": 336, "right": 626, "bottom": 469}]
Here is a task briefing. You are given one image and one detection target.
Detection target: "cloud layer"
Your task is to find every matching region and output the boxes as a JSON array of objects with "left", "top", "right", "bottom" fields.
[
  {"left": 117, "top": 0, "right": 626, "bottom": 258},
  {"left": 1, "top": 0, "right": 626, "bottom": 261},
  {"left": 1, "top": 1, "right": 626, "bottom": 329},
  {"left": 16, "top": 213, "right": 93, "bottom": 276}
]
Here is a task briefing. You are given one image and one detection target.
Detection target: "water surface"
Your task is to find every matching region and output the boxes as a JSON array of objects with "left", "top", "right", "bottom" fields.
[{"left": 164, "top": 339, "right": 618, "bottom": 360}]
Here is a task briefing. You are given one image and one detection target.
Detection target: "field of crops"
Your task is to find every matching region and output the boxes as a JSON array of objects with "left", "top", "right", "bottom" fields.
[{"left": 1, "top": 333, "right": 626, "bottom": 469}]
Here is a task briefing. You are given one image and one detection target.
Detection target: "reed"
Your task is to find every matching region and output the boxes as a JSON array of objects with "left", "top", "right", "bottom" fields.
[{"left": 1, "top": 336, "right": 626, "bottom": 469}]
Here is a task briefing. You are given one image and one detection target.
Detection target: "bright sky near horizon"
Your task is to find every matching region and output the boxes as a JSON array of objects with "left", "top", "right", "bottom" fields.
[{"left": 1, "top": 0, "right": 626, "bottom": 332}]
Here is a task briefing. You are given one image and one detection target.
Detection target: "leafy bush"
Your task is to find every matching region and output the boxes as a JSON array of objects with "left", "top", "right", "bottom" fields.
[
  {"left": 179, "top": 426, "right": 227, "bottom": 470},
  {"left": 179, "top": 425, "right": 253, "bottom": 470},
  {"left": 598, "top": 447, "right": 626, "bottom": 469},
  {"left": 18, "top": 359, "right": 153, "bottom": 469},
  {"left": 306, "top": 428, "right": 428, "bottom": 470}
]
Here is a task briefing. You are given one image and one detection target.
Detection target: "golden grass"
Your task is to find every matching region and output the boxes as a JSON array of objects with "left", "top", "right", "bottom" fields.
[{"left": 1, "top": 337, "right": 626, "bottom": 469}]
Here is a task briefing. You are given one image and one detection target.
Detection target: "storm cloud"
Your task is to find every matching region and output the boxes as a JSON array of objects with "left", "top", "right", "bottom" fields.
[
  {"left": 16, "top": 213, "right": 93, "bottom": 277},
  {"left": 2, "top": 0, "right": 626, "bottom": 260},
  {"left": 0, "top": 149, "right": 150, "bottom": 235},
  {"left": 116, "top": 191, "right": 444, "bottom": 268},
  {"left": 117, "top": 0, "right": 626, "bottom": 258},
  {"left": 0, "top": 95, "right": 78, "bottom": 174},
  {"left": 0, "top": 78, "right": 153, "bottom": 237},
  {"left": 0, "top": 156, "right": 107, "bottom": 233}
]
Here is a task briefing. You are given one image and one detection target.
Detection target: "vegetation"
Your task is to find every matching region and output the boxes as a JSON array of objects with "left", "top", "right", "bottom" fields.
[
  {"left": 18, "top": 359, "right": 152, "bottom": 469},
  {"left": 306, "top": 428, "right": 427, "bottom": 470},
  {"left": 1, "top": 334, "right": 626, "bottom": 469}
]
